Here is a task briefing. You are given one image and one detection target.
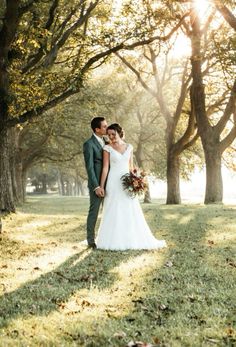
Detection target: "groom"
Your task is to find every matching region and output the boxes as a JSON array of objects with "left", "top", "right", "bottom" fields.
[{"left": 83, "top": 117, "right": 108, "bottom": 249}]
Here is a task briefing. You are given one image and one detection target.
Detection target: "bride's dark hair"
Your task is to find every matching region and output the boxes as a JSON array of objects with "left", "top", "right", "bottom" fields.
[{"left": 107, "top": 123, "right": 124, "bottom": 138}]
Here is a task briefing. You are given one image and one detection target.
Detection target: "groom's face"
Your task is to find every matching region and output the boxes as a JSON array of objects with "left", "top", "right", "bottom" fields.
[{"left": 96, "top": 120, "right": 107, "bottom": 136}]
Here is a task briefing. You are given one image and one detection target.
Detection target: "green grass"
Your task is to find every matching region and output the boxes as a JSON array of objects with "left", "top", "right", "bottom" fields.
[{"left": 0, "top": 196, "right": 235, "bottom": 347}]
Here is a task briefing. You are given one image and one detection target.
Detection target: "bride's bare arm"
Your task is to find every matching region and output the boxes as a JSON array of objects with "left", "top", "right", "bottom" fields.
[
  {"left": 129, "top": 149, "right": 134, "bottom": 172},
  {"left": 100, "top": 150, "right": 110, "bottom": 189}
]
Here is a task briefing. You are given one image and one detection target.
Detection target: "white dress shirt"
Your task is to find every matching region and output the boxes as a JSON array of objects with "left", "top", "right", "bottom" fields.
[{"left": 93, "top": 133, "right": 105, "bottom": 147}]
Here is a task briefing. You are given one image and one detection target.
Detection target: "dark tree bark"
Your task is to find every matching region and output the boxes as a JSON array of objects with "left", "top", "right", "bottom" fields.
[
  {"left": 0, "top": 1, "right": 20, "bottom": 211},
  {"left": 41, "top": 174, "right": 47, "bottom": 194},
  {"left": 9, "top": 127, "right": 25, "bottom": 203},
  {"left": 214, "top": 2, "right": 236, "bottom": 31},
  {"left": 0, "top": 127, "right": 15, "bottom": 212},
  {"left": 9, "top": 129, "right": 18, "bottom": 204}
]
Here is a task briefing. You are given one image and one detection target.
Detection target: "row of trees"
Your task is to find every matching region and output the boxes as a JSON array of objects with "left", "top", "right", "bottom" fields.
[{"left": 0, "top": 0, "right": 235, "bottom": 212}]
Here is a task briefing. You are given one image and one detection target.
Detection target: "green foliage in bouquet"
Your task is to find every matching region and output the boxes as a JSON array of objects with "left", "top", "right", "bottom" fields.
[{"left": 121, "top": 168, "right": 148, "bottom": 198}]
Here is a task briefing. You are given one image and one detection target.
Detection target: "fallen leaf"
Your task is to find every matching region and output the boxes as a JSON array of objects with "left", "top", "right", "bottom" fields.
[
  {"left": 226, "top": 327, "right": 234, "bottom": 337},
  {"left": 226, "top": 259, "right": 236, "bottom": 268},
  {"left": 153, "top": 336, "right": 161, "bottom": 344},
  {"left": 66, "top": 310, "right": 80, "bottom": 315},
  {"left": 81, "top": 299, "right": 92, "bottom": 307},
  {"left": 132, "top": 299, "right": 144, "bottom": 304},
  {"left": 125, "top": 317, "right": 136, "bottom": 322},
  {"left": 126, "top": 341, "right": 154, "bottom": 347},
  {"left": 165, "top": 261, "right": 173, "bottom": 267},
  {"left": 113, "top": 331, "right": 127, "bottom": 339},
  {"left": 159, "top": 304, "right": 167, "bottom": 311}
]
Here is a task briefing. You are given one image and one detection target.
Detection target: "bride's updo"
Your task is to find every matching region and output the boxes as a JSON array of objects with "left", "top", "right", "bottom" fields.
[{"left": 107, "top": 123, "right": 124, "bottom": 138}]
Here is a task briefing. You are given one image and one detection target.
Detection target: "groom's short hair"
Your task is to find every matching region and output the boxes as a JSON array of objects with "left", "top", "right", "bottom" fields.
[{"left": 91, "top": 117, "right": 106, "bottom": 132}]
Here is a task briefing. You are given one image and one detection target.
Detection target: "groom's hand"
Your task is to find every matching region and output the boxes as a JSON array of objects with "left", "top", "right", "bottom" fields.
[{"left": 95, "top": 187, "right": 104, "bottom": 198}]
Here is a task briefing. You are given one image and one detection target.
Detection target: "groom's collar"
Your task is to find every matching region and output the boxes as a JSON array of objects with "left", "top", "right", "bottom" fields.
[{"left": 93, "top": 133, "right": 104, "bottom": 146}]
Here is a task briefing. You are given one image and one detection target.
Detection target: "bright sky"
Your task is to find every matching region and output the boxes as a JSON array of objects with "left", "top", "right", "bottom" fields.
[{"left": 150, "top": 166, "right": 236, "bottom": 204}]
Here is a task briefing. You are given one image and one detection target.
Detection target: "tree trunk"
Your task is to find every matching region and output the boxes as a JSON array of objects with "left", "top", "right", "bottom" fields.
[
  {"left": 204, "top": 146, "right": 223, "bottom": 204},
  {"left": 10, "top": 147, "right": 19, "bottom": 204},
  {"left": 57, "top": 170, "right": 64, "bottom": 195},
  {"left": 190, "top": 5, "right": 225, "bottom": 204},
  {"left": 21, "top": 169, "right": 27, "bottom": 202},
  {"left": 143, "top": 187, "right": 152, "bottom": 203},
  {"left": 66, "top": 181, "right": 73, "bottom": 196},
  {"left": 9, "top": 127, "right": 24, "bottom": 204},
  {"left": 41, "top": 173, "right": 47, "bottom": 194},
  {"left": 74, "top": 177, "right": 80, "bottom": 196},
  {"left": 166, "top": 148, "right": 181, "bottom": 204},
  {"left": 0, "top": 127, "right": 15, "bottom": 212}
]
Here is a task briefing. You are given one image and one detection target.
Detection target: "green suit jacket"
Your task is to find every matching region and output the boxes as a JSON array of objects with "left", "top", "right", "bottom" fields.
[{"left": 83, "top": 135, "right": 103, "bottom": 191}]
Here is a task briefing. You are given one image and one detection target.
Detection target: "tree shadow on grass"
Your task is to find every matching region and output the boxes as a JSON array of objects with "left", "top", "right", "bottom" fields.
[
  {"left": 108, "top": 205, "right": 236, "bottom": 346},
  {"left": 37, "top": 225, "right": 88, "bottom": 243},
  {"left": 0, "top": 247, "right": 144, "bottom": 330}
]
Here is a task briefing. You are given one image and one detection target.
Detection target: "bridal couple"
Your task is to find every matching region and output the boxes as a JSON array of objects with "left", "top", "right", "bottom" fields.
[{"left": 83, "top": 117, "right": 166, "bottom": 251}]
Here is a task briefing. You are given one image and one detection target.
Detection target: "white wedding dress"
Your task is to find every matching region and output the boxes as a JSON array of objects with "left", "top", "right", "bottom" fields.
[{"left": 96, "top": 144, "right": 167, "bottom": 250}]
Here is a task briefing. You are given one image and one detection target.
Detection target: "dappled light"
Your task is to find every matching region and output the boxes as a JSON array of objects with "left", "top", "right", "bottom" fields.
[
  {"left": 193, "top": 0, "right": 211, "bottom": 23},
  {"left": 0, "top": 0, "right": 236, "bottom": 345},
  {"left": 1, "top": 197, "right": 235, "bottom": 345}
]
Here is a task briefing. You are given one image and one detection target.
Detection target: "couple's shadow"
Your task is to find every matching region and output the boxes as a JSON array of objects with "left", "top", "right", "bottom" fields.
[{"left": 0, "top": 247, "right": 143, "bottom": 329}]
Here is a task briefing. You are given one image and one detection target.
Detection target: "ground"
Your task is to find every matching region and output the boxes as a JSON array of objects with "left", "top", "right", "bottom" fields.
[{"left": 0, "top": 195, "right": 235, "bottom": 347}]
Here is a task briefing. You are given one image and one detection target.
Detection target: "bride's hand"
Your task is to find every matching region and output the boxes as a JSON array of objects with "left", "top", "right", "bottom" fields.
[{"left": 130, "top": 168, "right": 137, "bottom": 174}]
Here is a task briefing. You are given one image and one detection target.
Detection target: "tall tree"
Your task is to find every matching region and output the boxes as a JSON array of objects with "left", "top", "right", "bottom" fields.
[
  {"left": 116, "top": 45, "right": 198, "bottom": 204},
  {"left": 189, "top": 0, "right": 236, "bottom": 203},
  {"left": 0, "top": 0, "right": 177, "bottom": 212}
]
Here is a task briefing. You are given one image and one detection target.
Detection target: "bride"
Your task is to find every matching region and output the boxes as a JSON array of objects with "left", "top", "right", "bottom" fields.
[{"left": 96, "top": 123, "right": 166, "bottom": 251}]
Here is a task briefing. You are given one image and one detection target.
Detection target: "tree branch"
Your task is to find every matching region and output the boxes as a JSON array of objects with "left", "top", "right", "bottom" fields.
[
  {"left": 115, "top": 52, "right": 156, "bottom": 97},
  {"left": 43, "top": 0, "right": 99, "bottom": 67},
  {"left": 22, "top": 0, "right": 59, "bottom": 73},
  {"left": 173, "top": 60, "right": 192, "bottom": 129},
  {"left": 214, "top": 2, "right": 236, "bottom": 31},
  {"left": 182, "top": 132, "right": 199, "bottom": 151},
  {"left": 0, "top": 0, "right": 20, "bottom": 51},
  {"left": 7, "top": 14, "right": 191, "bottom": 128},
  {"left": 215, "top": 79, "right": 236, "bottom": 135},
  {"left": 7, "top": 88, "right": 78, "bottom": 127},
  {"left": 219, "top": 115, "right": 236, "bottom": 153}
]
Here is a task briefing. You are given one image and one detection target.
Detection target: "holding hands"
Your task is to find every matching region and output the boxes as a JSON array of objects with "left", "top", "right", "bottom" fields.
[{"left": 95, "top": 187, "right": 105, "bottom": 198}]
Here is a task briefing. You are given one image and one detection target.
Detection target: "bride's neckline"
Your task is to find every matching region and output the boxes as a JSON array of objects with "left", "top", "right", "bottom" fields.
[{"left": 108, "top": 143, "right": 129, "bottom": 155}]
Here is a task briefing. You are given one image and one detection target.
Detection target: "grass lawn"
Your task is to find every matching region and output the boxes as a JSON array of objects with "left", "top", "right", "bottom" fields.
[{"left": 0, "top": 195, "right": 235, "bottom": 347}]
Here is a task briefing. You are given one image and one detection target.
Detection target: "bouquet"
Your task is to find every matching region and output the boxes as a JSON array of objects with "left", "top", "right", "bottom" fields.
[{"left": 121, "top": 168, "right": 148, "bottom": 198}]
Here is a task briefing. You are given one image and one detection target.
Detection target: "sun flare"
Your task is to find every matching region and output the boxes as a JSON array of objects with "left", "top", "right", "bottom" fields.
[
  {"left": 173, "top": 33, "right": 191, "bottom": 58},
  {"left": 194, "top": 0, "right": 211, "bottom": 22}
]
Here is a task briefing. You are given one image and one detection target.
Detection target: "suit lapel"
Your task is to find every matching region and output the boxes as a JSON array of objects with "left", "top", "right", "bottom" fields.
[{"left": 91, "top": 135, "right": 103, "bottom": 151}]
